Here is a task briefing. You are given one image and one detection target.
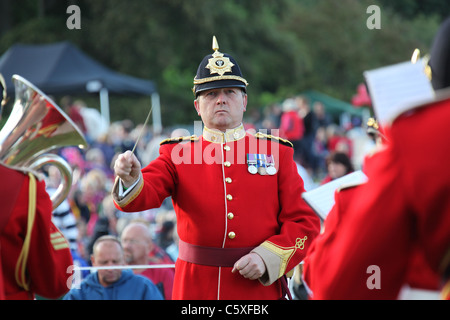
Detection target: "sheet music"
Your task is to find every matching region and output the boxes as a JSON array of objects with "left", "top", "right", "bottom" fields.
[
  {"left": 364, "top": 59, "right": 435, "bottom": 125},
  {"left": 302, "top": 170, "right": 368, "bottom": 220}
]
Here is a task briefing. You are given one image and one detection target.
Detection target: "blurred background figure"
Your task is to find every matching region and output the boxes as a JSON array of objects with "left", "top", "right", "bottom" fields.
[
  {"left": 279, "top": 97, "right": 304, "bottom": 163},
  {"left": 320, "top": 151, "right": 354, "bottom": 185},
  {"left": 121, "top": 222, "right": 174, "bottom": 299}
]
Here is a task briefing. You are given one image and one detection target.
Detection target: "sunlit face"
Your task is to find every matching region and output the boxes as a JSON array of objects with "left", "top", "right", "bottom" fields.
[
  {"left": 91, "top": 240, "right": 125, "bottom": 287},
  {"left": 121, "top": 225, "right": 151, "bottom": 265},
  {"left": 194, "top": 87, "right": 247, "bottom": 131}
]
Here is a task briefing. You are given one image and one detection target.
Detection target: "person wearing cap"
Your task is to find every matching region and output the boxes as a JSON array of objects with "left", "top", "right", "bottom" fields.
[
  {"left": 112, "top": 37, "right": 320, "bottom": 300},
  {"left": 303, "top": 17, "right": 450, "bottom": 299}
]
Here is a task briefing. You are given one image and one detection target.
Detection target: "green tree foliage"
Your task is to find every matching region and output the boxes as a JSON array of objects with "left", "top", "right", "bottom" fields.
[{"left": 0, "top": 0, "right": 444, "bottom": 127}]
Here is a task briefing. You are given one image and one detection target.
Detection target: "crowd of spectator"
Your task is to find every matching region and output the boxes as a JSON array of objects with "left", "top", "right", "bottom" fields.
[{"left": 47, "top": 94, "right": 374, "bottom": 299}]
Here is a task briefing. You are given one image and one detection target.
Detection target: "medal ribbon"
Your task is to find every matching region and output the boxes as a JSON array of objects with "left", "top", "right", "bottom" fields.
[
  {"left": 257, "top": 154, "right": 266, "bottom": 168},
  {"left": 247, "top": 153, "right": 256, "bottom": 164},
  {"left": 266, "top": 155, "right": 274, "bottom": 167}
]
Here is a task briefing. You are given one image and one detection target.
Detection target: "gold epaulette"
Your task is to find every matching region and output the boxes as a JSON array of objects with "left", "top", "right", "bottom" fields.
[
  {"left": 160, "top": 135, "right": 199, "bottom": 145},
  {"left": 254, "top": 132, "right": 293, "bottom": 148}
]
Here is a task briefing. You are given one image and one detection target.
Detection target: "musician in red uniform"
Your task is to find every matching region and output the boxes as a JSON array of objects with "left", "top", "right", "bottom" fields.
[
  {"left": 303, "top": 17, "right": 450, "bottom": 299},
  {"left": 112, "top": 37, "right": 320, "bottom": 300},
  {"left": 0, "top": 92, "right": 73, "bottom": 300},
  {"left": 0, "top": 165, "right": 74, "bottom": 300},
  {"left": 304, "top": 121, "right": 443, "bottom": 299}
]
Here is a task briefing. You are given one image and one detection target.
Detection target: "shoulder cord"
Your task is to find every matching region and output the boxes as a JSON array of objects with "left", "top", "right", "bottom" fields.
[{"left": 15, "top": 173, "right": 37, "bottom": 291}]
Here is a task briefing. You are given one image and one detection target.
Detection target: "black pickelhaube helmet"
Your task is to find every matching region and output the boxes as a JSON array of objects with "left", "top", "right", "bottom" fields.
[{"left": 193, "top": 36, "right": 248, "bottom": 97}]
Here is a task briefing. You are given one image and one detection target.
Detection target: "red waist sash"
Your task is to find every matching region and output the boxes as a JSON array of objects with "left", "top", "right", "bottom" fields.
[{"left": 178, "top": 240, "right": 254, "bottom": 267}]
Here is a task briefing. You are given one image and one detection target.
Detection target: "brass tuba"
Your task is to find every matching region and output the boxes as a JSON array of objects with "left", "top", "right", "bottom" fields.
[{"left": 0, "top": 75, "right": 88, "bottom": 209}]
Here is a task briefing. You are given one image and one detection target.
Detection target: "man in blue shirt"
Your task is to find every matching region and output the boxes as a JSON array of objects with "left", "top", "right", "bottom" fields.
[{"left": 64, "top": 235, "right": 163, "bottom": 300}]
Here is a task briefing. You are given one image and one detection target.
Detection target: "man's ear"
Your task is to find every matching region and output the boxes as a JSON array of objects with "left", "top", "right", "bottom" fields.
[
  {"left": 242, "top": 93, "right": 248, "bottom": 112},
  {"left": 194, "top": 99, "right": 201, "bottom": 115}
]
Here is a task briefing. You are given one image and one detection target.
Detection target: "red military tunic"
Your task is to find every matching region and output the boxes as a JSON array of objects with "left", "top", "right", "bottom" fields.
[
  {"left": 113, "top": 125, "right": 320, "bottom": 299},
  {"left": 303, "top": 96, "right": 450, "bottom": 299},
  {"left": 0, "top": 164, "right": 73, "bottom": 300},
  {"left": 304, "top": 152, "right": 440, "bottom": 299}
]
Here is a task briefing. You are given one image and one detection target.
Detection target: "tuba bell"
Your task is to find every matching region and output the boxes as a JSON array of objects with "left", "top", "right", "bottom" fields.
[{"left": 0, "top": 74, "right": 88, "bottom": 209}]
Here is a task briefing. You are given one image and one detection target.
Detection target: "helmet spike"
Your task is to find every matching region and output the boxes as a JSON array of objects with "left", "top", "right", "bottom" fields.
[{"left": 212, "top": 36, "right": 219, "bottom": 52}]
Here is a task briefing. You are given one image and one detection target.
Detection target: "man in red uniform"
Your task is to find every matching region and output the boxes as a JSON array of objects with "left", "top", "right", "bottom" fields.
[
  {"left": 0, "top": 95, "right": 74, "bottom": 299},
  {"left": 0, "top": 165, "right": 74, "bottom": 300},
  {"left": 112, "top": 37, "right": 320, "bottom": 299},
  {"left": 303, "top": 17, "right": 450, "bottom": 299},
  {"left": 305, "top": 120, "right": 442, "bottom": 299}
]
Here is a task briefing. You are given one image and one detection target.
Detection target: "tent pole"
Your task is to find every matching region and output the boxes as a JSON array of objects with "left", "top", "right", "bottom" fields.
[
  {"left": 100, "top": 87, "right": 110, "bottom": 125},
  {"left": 151, "top": 92, "right": 162, "bottom": 135}
]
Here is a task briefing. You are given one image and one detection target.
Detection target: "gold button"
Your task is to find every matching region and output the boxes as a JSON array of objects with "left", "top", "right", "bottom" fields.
[
  {"left": 227, "top": 212, "right": 234, "bottom": 220},
  {"left": 228, "top": 231, "right": 236, "bottom": 239},
  {"left": 224, "top": 161, "right": 231, "bottom": 167},
  {"left": 226, "top": 194, "right": 233, "bottom": 201},
  {"left": 224, "top": 145, "right": 231, "bottom": 151},
  {"left": 225, "top": 177, "right": 232, "bottom": 183}
]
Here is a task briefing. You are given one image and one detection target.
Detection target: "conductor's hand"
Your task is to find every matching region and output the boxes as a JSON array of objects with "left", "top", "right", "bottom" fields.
[
  {"left": 114, "top": 150, "right": 141, "bottom": 188},
  {"left": 232, "top": 253, "right": 266, "bottom": 280}
]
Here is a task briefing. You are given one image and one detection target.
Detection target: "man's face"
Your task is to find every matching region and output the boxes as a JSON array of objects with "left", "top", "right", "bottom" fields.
[
  {"left": 91, "top": 241, "right": 124, "bottom": 287},
  {"left": 121, "top": 227, "right": 150, "bottom": 264},
  {"left": 194, "top": 87, "right": 247, "bottom": 131}
]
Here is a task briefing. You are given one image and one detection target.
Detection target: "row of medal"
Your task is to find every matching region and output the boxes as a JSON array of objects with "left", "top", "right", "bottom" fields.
[{"left": 246, "top": 153, "right": 277, "bottom": 175}]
